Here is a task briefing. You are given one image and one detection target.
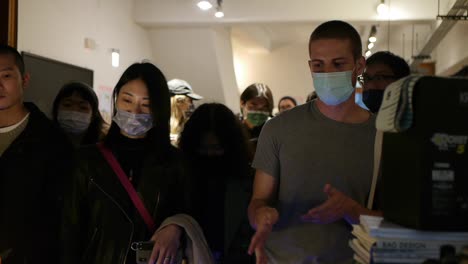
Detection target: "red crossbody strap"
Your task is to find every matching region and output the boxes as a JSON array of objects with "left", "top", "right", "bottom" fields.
[{"left": 97, "top": 143, "right": 156, "bottom": 233}]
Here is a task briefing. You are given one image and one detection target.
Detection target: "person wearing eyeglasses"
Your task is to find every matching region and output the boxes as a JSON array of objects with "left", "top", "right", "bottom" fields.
[{"left": 359, "top": 51, "right": 410, "bottom": 113}]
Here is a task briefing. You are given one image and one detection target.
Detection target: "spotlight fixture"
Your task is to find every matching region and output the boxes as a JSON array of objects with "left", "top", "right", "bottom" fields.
[
  {"left": 368, "top": 42, "right": 375, "bottom": 49},
  {"left": 368, "top": 25, "right": 377, "bottom": 43},
  {"left": 365, "top": 50, "right": 372, "bottom": 57},
  {"left": 214, "top": 0, "right": 224, "bottom": 18},
  {"left": 215, "top": 9, "right": 224, "bottom": 18},
  {"left": 197, "top": 1, "right": 212, "bottom": 11},
  {"left": 377, "top": 0, "right": 389, "bottom": 17}
]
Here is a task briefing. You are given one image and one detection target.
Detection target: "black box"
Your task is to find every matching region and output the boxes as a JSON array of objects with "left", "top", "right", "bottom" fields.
[{"left": 382, "top": 76, "right": 468, "bottom": 231}]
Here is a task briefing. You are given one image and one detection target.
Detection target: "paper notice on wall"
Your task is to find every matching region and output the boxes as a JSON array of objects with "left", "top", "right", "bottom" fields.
[{"left": 96, "top": 85, "right": 113, "bottom": 123}]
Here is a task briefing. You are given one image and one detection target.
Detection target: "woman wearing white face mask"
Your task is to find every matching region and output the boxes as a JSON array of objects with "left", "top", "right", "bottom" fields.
[
  {"left": 62, "top": 63, "right": 196, "bottom": 264},
  {"left": 52, "top": 82, "right": 106, "bottom": 146}
]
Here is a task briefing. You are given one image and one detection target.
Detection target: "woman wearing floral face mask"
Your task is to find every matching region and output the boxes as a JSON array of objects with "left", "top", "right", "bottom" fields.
[
  {"left": 239, "top": 83, "right": 274, "bottom": 157},
  {"left": 62, "top": 63, "right": 193, "bottom": 264},
  {"left": 52, "top": 82, "right": 107, "bottom": 146}
]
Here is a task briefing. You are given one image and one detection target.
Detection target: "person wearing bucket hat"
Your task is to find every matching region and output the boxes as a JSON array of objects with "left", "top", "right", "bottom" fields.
[{"left": 168, "top": 79, "right": 203, "bottom": 145}]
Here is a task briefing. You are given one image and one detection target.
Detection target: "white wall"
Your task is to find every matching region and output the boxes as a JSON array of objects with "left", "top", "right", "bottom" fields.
[
  {"left": 370, "top": 23, "right": 433, "bottom": 63},
  {"left": 433, "top": 22, "right": 468, "bottom": 75},
  {"left": 233, "top": 40, "right": 312, "bottom": 105},
  {"left": 18, "top": 0, "right": 154, "bottom": 119},
  {"left": 148, "top": 27, "right": 240, "bottom": 111},
  {"left": 212, "top": 28, "right": 241, "bottom": 111}
]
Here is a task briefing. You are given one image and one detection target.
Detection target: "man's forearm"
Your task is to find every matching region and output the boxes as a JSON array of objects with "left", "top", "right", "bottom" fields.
[{"left": 248, "top": 199, "right": 270, "bottom": 230}]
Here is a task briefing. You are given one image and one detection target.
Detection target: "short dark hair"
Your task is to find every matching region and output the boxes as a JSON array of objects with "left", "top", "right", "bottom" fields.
[
  {"left": 278, "top": 96, "right": 297, "bottom": 108},
  {"left": 105, "top": 62, "right": 171, "bottom": 150},
  {"left": 366, "top": 51, "right": 410, "bottom": 79},
  {"left": 0, "top": 44, "right": 25, "bottom": 76},
  {"left": 240, "top": 83, "right": 274, "bottom": 114},
  {"left": 52, "top": 82, "right": 106, "bottom": 145},
  {"left": 309, "top": 20, "right": 362, "bottom": 60}
]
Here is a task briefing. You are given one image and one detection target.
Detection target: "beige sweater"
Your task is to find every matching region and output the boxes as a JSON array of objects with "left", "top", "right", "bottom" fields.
[
  {"left": 157, "top": 214, "right": 215, "bottom": 264},
  {"left": 0, "top": 114, "right": 30, "bottom": 157}
]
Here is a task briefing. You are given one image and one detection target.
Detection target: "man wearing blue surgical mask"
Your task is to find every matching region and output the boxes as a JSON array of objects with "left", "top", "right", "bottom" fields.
[{"left": 248, "top": 21, "right": 382, "bottom": 264}]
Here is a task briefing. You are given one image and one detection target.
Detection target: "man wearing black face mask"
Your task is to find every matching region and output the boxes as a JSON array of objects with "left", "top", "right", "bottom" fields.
[{"left": 360, "top": 51, "right": 410, "bottom": 113}]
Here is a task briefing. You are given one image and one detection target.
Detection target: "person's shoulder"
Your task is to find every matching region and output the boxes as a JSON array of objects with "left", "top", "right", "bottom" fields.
[
  {"left": 25, "top": 104, "right": 54, "bottom": 130},
  {"left": 25, "top": 103, "right": 65, "bottom": 136},
  {"left": 24, "top": 103, "right": 73, "bottom": 151},
  {"left": 151, "top": 143, "right": 185, "bottom": 165},
  {"left": 268, "top": 102, "right": 311, "bottom": 126},
  {"left": 356, "top": 108, "right": 377, "bottom": 129},
  {"left": 282, "top": 102, "right": 311, "bottom": 117}
]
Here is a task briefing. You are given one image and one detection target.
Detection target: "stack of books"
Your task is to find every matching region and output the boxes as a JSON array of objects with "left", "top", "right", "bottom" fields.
[{"left": 350, "top": 215, "right": 468, "bottom": 264}]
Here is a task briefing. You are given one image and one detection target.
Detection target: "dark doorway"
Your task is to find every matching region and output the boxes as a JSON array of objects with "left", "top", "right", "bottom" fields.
[{"left": 0, "top": 0, "right": 18, "bottom": 47}]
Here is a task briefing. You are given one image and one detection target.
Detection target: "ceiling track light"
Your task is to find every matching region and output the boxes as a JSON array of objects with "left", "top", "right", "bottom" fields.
[
  {"left": 197, "top": 0, "right": 213, "bottom": 11},
  {"left": 215, "top": 0, "right": 224, "bottom": 18},
  {"left": 215, "top": 9, "right": 224, "bottom": 18},
  {"left": 377, "top": 0, "right": 389, "bottom": 17},
  {"left": 368, "top": 25, "right": 377, "bottom": 43}
]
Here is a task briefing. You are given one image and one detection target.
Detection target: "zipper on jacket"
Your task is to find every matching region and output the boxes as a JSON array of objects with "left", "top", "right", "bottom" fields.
[
  {"left": 81, "top": 226, "right": 99, "bottom": 262},
  {"left": 153, "top": 191, "right": 160, "bottom": 221},
  {"left": 90, "top": 178, "right": 134, "bottom": 264}
]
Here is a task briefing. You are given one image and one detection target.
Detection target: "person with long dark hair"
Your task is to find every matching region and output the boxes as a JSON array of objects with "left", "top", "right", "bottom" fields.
[
  {"left": 52, "top": 82, "right": 106, "bottom": 146},
  {"left": 62, "top": 62, "right": 192, "bottom": 264},
  {"left": 179, "top": 103, "right": 254, "bottom": 264}
]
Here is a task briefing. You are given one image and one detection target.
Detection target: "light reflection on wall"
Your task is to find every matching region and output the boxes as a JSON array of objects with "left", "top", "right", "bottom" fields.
[{"left": 233, "top": 54, "right": 247, "bottom": 93}]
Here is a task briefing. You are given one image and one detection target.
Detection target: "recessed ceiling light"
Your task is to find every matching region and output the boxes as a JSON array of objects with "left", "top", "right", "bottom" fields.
[{"left": 197, "top": 1, "right": 213, "bottom": 11}]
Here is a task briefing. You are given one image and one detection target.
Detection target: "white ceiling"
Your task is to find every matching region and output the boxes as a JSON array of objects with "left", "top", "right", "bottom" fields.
[
  {"left": 134, "top": 0, "right": 447, "bottom": 25},
  {"left": 133, "top": 0, "right": 458, "bottom": 57}
]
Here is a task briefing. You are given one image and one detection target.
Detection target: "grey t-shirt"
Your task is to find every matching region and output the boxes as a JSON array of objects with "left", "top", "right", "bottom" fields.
[{"left": 252, "top": 101, "right": 376, "bottom": 264}]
